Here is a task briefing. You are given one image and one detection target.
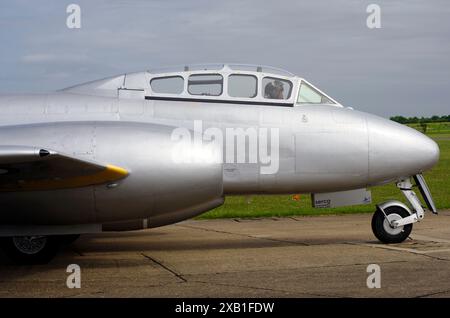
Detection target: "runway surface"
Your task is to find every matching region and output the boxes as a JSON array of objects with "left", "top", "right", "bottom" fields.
[{"left": 1, "top": 211, "right": 450, "bottom": 297}]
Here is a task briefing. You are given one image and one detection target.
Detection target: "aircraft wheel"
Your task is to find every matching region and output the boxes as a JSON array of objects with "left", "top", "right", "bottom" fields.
[
  {"left": 371, "top": 206, "right": 412, "bottom": 244},
  {"left": 0, "top": 236, "right": 59, "bottom": 265}
]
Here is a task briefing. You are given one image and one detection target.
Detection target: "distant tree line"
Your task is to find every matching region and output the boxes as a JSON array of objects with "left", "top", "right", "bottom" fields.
[{"left": 390, "top": 115, "right": 450, "bottom": 124}]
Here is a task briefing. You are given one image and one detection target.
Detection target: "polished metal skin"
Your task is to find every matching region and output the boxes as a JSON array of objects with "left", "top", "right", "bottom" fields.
[{"left": 0, "top": 64, "right": 440, "bottom": 235}]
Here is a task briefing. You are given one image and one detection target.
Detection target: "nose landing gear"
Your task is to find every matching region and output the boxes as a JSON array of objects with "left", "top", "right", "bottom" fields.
[
  {"left": 371, "top": 174, "right": 436, "bottom": 244},
  {"left": 371, "top": 205, "right": 413, "bottom": 243}
]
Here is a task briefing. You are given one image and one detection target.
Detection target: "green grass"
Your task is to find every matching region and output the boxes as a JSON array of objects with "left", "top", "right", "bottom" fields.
[
  {"left": 200, "top": 130, "right": 450, "bottom": 219},
  {"left": 407, "top": 122, "right": 450, "bottom": 134}
]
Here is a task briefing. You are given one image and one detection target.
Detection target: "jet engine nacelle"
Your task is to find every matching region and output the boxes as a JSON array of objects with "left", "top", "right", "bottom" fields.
[{"left": 0, "top": 122, "right": 224, "bottom": 226}]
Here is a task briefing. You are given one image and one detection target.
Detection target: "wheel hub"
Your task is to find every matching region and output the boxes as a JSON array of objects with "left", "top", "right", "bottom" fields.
[
  {"left": 383, "top": 213, "right": 404, "bottom": 236},
  {"left": 12, "top": 236, "right": 47, "bottom": 255}
]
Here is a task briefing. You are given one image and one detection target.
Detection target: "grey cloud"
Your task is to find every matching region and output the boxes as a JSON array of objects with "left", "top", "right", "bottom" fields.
[{"left": 0, "top": 0, "right": 449, "bottom": 117}]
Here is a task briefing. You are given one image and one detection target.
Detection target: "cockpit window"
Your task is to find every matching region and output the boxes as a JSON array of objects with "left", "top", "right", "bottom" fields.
[
  {"left": 150, "top": 76, "right": 184, "bottom": 94},
  {"left": 262, "top": 77, "right": 292, "bottom": 100},
  {"left": 188, "top": 74, "right": 223, "bottom": 96},
  {"left": 297, "top": 82, "right": 335, "bottom": 104},
  {"left": 228, "top": 74, "right": 257, "bottom": 98}
]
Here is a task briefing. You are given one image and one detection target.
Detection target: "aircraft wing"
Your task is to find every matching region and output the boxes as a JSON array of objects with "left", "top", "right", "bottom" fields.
[{"left": 0, "top": 146, "right": 128, "bottom": 192}]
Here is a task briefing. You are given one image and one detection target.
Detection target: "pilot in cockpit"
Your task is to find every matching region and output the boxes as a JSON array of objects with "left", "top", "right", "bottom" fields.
[{"left": 264, "top": 80, "right": 284, "bottom": 99}]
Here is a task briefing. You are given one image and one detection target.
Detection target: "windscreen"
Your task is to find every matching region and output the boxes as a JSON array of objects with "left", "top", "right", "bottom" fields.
[{"left": 297, "top": 81, "right": 335, "bottom": 104}]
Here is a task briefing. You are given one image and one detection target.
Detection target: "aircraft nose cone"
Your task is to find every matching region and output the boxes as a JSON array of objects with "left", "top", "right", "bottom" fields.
[
  {"left": 367, "top": 114, "right": 440, "bottom": 185},
  {"left": 420, "top": 134, "right": 440, "bottom": 169}
]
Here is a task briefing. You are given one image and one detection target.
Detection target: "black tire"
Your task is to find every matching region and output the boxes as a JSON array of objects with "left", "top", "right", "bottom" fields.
[
  {"left": 0, "top": 236, "right": 59, "bottom": 265},
  {"left": 371, "top": 206, "right": 413, "bottom": 244}
]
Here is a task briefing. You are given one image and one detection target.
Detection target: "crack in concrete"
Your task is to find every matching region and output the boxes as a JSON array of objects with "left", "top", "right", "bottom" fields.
[
  {"left": 179, "top": 260, "right": 409, "bottom": 278},
  {"left": 350, "top": 242, "right": 450, "bottom": 262},
  {"left": 414, "top": 253, "right": 450, "bottom": 262},
  {"left": 296, "top": 259, "right": 409, "bottom": 270},
  {"left": 415, "top": 288, "right": 450, "bottom": 298},
  {"left": 192, "top": 279, "right": 339, "bottom": 298},
  {"left": 141, "top": 253, "right": 187, "bottom": 283},
  {"left": 177, "top": 224, "right": 309, "bottom": 246},
  {"left": 411, "top": 234, "right": 450, "bottom": 244}
]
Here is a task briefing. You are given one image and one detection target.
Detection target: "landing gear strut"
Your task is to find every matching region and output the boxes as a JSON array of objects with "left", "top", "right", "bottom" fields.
[{"left": 371, "top": 174, "right": 437, "bottom": 244}]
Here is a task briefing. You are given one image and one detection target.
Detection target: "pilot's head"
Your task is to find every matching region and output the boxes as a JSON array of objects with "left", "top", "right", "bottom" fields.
[
  {"left": 264, "top": 82, "right": 275, "bottom": 99},
  {"left": 264, "top": 81, "right": 284, "bottom": 99},
  {"left": 272, "top": 80, "right": 284, "bottom": 99}
]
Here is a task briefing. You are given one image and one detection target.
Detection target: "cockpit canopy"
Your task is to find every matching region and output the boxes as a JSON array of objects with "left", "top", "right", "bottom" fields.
[
  {"left": 63, "top": 63, "right": 341, "bottom": 107},
  {"left": 146, "top": 64, "right": 339, "bottom": 106}
]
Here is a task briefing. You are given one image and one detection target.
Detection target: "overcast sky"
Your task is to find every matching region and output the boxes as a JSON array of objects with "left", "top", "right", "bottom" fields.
[{"left": 0, "top": 0, "right": 449, "bottom": 117}]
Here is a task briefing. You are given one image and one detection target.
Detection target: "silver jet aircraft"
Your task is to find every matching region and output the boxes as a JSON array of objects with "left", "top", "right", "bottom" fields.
[{"left": 0, "top": 64, "right": 439, "bottom": 263}]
